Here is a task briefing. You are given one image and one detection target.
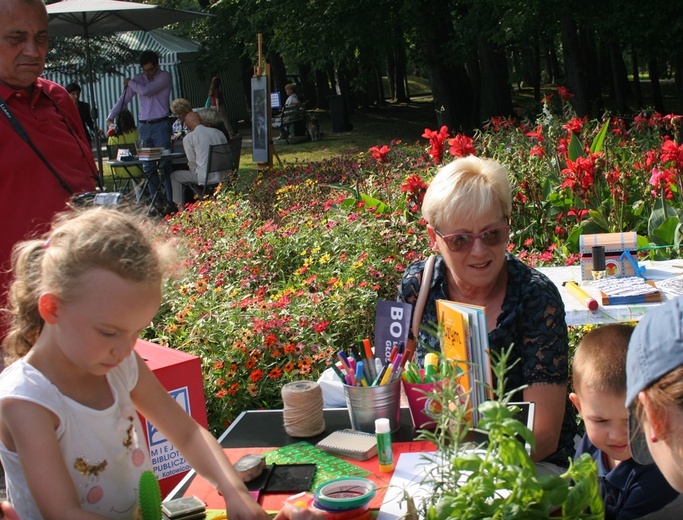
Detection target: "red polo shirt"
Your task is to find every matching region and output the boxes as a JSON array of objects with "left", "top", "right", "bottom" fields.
[{"left": 0, "top": 78, "right": 97, "bottom": 319}]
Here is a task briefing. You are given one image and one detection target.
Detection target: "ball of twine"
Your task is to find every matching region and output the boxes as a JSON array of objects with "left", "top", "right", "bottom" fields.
[{"left": 282, "top": 380, "right": 325, "bottom": 437}]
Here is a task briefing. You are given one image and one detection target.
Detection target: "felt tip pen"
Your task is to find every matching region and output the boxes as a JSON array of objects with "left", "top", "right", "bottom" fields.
[
  {"left": 330, "top": 363, "right": 346, "bottom": 382},
  {"left": 337, "top": 351, "right": 354, "bottom": 377},
  {"left": 564, "top": 281, "right": 599, "bottom": 311},
  {"left": 388, "top": 345, "right": 399, "bottom": 364},
  {"left": 355, "top": 361, "right": 367, "bottom": 386},
  {"left": 379, "top": 364, "right": 394, "bottom": 386},
  {"left": 362, "top": 338, "right": 373, "bottom": 360}
]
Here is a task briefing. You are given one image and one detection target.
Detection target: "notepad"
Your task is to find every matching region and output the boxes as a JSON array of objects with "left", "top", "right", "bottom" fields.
[{"left": 315, "top": 429, "right": 378, "bottom": 460}]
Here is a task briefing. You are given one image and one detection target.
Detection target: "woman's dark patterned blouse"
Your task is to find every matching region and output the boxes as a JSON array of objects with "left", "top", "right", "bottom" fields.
[{"left": 397, "top": 253, "right": 577, "bottom": 467}]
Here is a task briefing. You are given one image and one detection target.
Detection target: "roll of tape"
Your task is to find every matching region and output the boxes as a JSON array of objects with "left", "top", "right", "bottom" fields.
[{"left": 313, "top": 477, "right": 376, "bottom": 511}]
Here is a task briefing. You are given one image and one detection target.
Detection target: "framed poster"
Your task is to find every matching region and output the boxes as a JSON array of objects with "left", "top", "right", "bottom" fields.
[{"left": 251, "top": 76, "right": 269, "bottom": 164}]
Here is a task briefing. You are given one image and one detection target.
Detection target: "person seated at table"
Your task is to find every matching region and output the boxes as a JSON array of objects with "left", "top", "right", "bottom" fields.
[
  {"left": 170, "top": 111, "right": 228, "bottom": 207},
  {"left": 107, "top": 109, "right": 144, "bottom": 198},
  {"left": 569, "top": 324, "right": 678, "bottom": 519},
  {"left": 170, "top": 97, "right": 192, "bottom": 141},
  {"left": 397, "top": 155, "right": 578, "bottom": 475},
  {"left": 197, "top": 107, "right": 232, "bottom": 142},
  {"left": 274, "top": 83, "right": 301, "bottom": 140}
]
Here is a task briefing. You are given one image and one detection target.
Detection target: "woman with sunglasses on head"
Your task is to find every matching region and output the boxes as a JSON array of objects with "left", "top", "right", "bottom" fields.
[{"left": 398, "top": 155, "right": 577, "bottom": 475}]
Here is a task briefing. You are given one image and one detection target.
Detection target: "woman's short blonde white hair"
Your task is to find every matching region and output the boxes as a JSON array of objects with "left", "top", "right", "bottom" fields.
[
  {"left": 170, "top": 98, "right": 192, "bottom": 116},
  {"left": 422, "top": 156, "right": 512, "bottom": 231}
]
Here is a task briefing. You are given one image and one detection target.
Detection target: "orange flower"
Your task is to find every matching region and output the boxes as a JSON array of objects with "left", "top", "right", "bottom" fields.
[
  {"left": 215, "top": 389, "right": 228, "bottom": 398},
  {"left": 268, "top": 367, "right": 283, "bottom": 379},
  {"left": 213, "top": 361, "right": 225, "bottom": 370},
  {"left": 284, "top": 343, "right": 296, "bottom": 355},
  {"left": 227, "top": 382, "right": 240, "bottom": 396},
  {"left": 283, "top": 361, "right": 295, "bottom": 373},
  {"left": 250, "top": 369, "right": 264, "bottom": 382},
  {"left": 247, "top": 384, "right": 259, "bottom": 397}
]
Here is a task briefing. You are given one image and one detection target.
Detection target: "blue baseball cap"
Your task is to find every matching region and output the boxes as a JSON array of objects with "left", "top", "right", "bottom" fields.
[{"left": 626, "top": 296, "right": 683, "bottom": 464}]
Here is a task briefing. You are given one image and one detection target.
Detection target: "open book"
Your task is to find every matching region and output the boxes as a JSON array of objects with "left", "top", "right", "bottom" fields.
[{"left": 436, "top": 300, "right": 493, "bottom": 426}]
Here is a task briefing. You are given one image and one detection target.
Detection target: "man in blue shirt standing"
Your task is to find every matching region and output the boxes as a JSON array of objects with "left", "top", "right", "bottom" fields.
[{"left": 107, "top": 50, "right": 176, "bottom": 214}]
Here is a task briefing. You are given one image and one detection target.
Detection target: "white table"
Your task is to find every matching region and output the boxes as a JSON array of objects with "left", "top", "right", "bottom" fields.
[{"left": 537, "top": 260, "right": 683, "bottom": 326}]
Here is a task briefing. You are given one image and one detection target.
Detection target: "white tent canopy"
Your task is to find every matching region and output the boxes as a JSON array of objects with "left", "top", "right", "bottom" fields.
[{"left": 44, "top": 29, "right": 247, "bottom": 131}]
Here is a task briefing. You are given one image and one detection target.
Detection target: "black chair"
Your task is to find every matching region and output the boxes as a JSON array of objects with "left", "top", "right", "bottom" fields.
[{"left": 188, "top": 142, "right": 233, "bottom": 200}]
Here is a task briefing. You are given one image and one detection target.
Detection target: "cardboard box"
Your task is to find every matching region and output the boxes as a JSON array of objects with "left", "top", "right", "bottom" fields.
[
  {"left": 579, "top": 232, "right": 638, "bottom": 282},
  {"left": 135, "top": 339, "right": 208, "bottom": 497}
]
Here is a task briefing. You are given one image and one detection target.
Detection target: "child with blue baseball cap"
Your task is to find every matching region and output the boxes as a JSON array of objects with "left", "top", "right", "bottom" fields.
[{"left": 626, "top": 296, "right": 683, "bottom": 518}]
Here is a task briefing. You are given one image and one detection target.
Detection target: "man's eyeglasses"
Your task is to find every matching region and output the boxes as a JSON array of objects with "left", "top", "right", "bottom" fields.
[
  {"left": 142, "top": 65, "right": 158, "bottom": 74},
  {"left": 434, "top": 225, "right": 510, "bottom": 252}
]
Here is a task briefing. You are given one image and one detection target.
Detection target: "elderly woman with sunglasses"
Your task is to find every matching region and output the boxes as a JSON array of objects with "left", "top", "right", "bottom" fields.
[{"left": 398, "top": 156, "right": 577, "bottom": 474}]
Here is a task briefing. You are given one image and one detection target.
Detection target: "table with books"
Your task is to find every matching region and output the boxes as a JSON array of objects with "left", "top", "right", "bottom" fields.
[
  {"left": 106, "top": 148, "right": 185, "bottom": 212},
  {"left": 537, "top": 259, "right": 683, "bottom": 326}
]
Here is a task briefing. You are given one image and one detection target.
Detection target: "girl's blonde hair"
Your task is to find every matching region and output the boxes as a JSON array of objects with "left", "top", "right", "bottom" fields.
[
  {"left": 2, "top": 207, "right": 174, "bottom": 360},
  {"left": 422, "top": 156, "right": 512, "bottom": 231}
]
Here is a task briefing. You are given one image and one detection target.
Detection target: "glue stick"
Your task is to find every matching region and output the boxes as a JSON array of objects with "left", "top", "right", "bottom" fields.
[{"left": 375, "top": 418, "right": 394, "bottom": 472}]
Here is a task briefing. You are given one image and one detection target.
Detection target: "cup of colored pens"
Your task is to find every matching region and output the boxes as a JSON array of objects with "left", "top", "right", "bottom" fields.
[
  {"left": 401, "top": 354, "right": 443, "bottom": 430},
  {"left": 331, "top": 341, "right": 405, "bottom": 433}
]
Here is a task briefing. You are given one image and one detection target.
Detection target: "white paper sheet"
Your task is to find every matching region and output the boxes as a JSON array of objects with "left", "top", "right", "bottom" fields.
[{"left": 377, "top": 452, "right": 438, "bottom": 520}]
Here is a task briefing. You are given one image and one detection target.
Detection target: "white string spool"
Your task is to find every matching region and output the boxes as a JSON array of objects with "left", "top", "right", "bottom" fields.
[{"left": 282, "top": 380, "right": 326, "bottom": 437}]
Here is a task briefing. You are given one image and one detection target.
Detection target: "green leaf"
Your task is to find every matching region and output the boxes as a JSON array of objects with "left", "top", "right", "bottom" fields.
[
  {"left": 590, "top": 118, "right": 610, "bottom": 154},
  {"left": 568, "top": 132, "right": 584, "bottom": 161}
]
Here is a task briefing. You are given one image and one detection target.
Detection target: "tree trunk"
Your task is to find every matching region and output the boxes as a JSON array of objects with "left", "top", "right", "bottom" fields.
[
  {"left": 631, "top": 46, "right": 643, "bottom": 108},
  {"left": 578, "top": 27, "right": 604, "bottom": 116},
  {"left": 608, "top": 42, "right": 630, "bottom": 115},
  {"left": 546, "top": 34, "right": 562, "bottom": 84},
  {"left": 560, "top": 14, "right": 589, "bottom": 116},
  {"left": 648, "top": 58, "right": 665, "bottom": 113},
  {"left": 268, "top": 52, "right": 287, "bottom": 98},
  {"left": 297, "top": 63, "right": 316, "bottom": 107},
  {"left": 314, "top": 69, "right": 332, "bottom": 110},
  {"left": 676, "top": 51, "right": 683, "bottom": 108},
  {"left": 387, "top": 51, "right": 397, "bottom": 101},
  {"left": 477, "top": 35, "right": 513, "bottom": 121},
  {"left": 395, "top": 42, "right": 410, "bottom": 103}
]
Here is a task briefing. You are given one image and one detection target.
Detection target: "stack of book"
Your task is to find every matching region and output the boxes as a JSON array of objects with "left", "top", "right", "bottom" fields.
[
  {"left": 436, "top": 300, "right": 493, "bottom": 426},
  {"left": 138, "top": 147, "right": 163, "bottom": 160}
]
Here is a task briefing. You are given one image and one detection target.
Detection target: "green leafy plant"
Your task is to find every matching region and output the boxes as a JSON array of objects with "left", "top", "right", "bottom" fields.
[{"left": 416, "top": 347, "right": 603, "bottom": 519}]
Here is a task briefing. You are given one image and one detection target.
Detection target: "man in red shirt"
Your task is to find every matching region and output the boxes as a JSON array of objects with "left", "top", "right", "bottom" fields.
[{"left": 0, "top": 0, "right": 97, "bottom": 336}]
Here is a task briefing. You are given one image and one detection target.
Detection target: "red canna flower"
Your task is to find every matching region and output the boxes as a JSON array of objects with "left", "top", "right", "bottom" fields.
[
  {"left": 557, "top": 86, "right": 574, "bottom": 102},
  {"left": 448, "top": 134, "right": 476, "bottom": 157},
  {"left": 563, "top": 117, "right": 585, "bottom": 136},
  {"left": 369, "top": 145, "right": 390, "bottom": 163},
  {"left": 422, "top": 126, "right": 450, "bottom": 164},
  {"left": 525, "top": 125, "right": 544, "bottom": 143},
  {"left": 529, "top": 145, "right": 544, "bottom": 158},
  {"left": 660, "top": 139, "right": 683, "bottom": 170},
  {"left": 650, "top": 168, "right": 677, "bottom": 199}
]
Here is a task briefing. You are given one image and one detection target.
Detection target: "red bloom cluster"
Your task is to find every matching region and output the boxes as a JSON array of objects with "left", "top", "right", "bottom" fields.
[
  {"left": 369, "top": 145, "right": 391, "bottom": 163},
  {"left": 401, "top": 173, "right": 429, "bottom": 210},
  {"left": 422, "top": 126, "right": 450, "bottom": 164},
  {"left": 650, "top": 168, "right": 677, "bottom": 199},
  {"left": 557, "top": 86, "right": 574, "bottom": 102},
  {"left": 448, "top": 134, "right": 476, "bottom": 157},
  {"left": 561, "top": 155, "right": 598, "bottom": 196}
]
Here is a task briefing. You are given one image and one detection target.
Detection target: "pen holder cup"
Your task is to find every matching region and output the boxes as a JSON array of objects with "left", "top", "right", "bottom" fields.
[
  {"left": 343, "top": 379, "right": 401, "bottom": 433},
  {"left": 403, "top": 370, "right": 443, "bottom": 430}
]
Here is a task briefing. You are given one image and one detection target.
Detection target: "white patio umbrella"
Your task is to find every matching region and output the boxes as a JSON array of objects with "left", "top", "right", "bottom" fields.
[{"left": 46, "top": 0, "right": 211, "bottom": 184}]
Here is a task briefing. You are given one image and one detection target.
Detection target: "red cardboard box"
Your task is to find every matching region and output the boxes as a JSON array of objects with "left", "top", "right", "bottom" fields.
[{"left": 135, "top": 339, "right": 208, "bottom": 497}]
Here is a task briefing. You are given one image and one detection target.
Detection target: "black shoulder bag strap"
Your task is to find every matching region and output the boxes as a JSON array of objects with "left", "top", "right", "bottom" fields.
[{"left": 0, "top": 93, "right": 74, "bottom": 195}]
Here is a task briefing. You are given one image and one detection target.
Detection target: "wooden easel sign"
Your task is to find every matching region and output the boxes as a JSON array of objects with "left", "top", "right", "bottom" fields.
[{"left": 251, "top": 75, "right": 269, "bottom": 164}]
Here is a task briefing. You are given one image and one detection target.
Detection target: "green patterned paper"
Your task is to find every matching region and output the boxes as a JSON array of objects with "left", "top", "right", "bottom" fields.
[{"left": 264, "top": 442, "right": 370, "bottom": 489}]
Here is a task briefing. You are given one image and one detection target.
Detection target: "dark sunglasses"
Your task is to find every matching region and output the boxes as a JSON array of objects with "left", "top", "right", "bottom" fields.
[{"left": 434, "top": 225, "right": 510, "bottom": 252}]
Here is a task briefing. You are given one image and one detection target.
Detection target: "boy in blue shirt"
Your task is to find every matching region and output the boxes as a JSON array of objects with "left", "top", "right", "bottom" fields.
[{"left": 569, "top": 324, "right": 678, "bottom": 519}]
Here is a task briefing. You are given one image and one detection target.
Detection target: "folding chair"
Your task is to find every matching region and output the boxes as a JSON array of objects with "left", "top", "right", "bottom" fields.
[
  {"left": 106, "top": 143, "right": 145, "bottom": 197},
  {"left": 188, "top": 142, "right": 232, "bottom": 200}
]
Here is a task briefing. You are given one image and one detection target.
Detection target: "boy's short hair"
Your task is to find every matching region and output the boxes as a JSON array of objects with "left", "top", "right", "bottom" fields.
[{"left": 572, "top": 324, "right": 634, "bottom": 394}]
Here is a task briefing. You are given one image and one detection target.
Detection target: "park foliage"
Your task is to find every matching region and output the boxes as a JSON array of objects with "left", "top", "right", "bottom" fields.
[{"left": 147, "top": 90, "right": 683, "bottom": 432}]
